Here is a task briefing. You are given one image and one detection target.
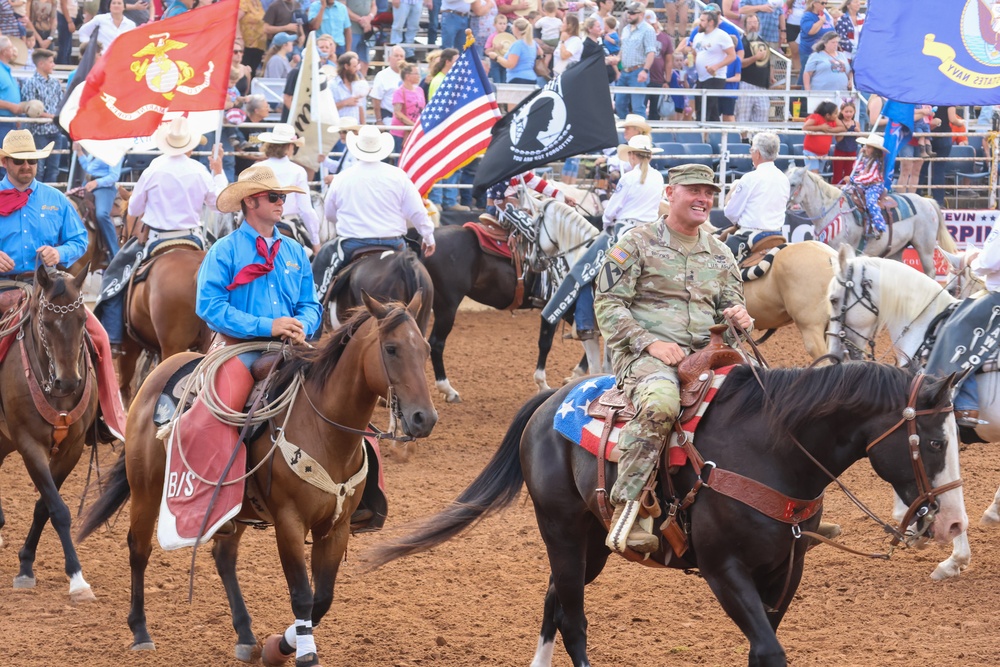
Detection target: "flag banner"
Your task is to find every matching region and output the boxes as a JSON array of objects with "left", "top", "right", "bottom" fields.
[
  {"left": 473, "top": 52, "right": 617, "bottom": 196},
  {"left": 855, "top": 0, "right": 1000, "bottom": 105},
  {"left": 398, "top": 42, "right": 501, "bottom": 197},
  {"left": 288, "top": 32, "right": 339, "bottom": 173},
  {"left": 61, "top": 0, "right": 237, "bottom": 142}
]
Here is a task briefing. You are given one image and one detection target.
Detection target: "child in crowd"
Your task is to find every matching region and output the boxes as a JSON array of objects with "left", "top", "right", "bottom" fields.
[
  {"left": 484, "top": 13, "right": 509, "bottom": 84},
  {"left": 390, "top": 63, "right": 425, "bottom": 154},
  {"left": 226, "top": 64, "right": 246, "bottom": 112},
  {"left": 913, "top": 103, "right": 935, "bottom": 158},
  {"left": 536, "top": 0, "right": 563, "bottom": 48},
  {"left": 833, "top": 100, "right": 859, "bottom": 184},
  {"left": 668, "top": 52, "right": 687, "bottom": 121},
  {"left": 603, "top": 16, "right": 619, "bottom": 56}
]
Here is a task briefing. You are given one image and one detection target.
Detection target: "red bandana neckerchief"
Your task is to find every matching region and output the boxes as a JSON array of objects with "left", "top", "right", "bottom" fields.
[
  {"left": 0, "top": 188, "right": 32, "bottom": 216},
  {"left": 226, "top": 236, "right": 281, "bottom": 291}
]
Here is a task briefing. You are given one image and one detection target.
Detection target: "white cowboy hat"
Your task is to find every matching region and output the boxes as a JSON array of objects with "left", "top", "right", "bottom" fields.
[
  {"left": 856, "top": 134, "right": 888, "bottom": 153},
  {"left": 616, "top": 134, "right": 662, "bottom": 162},
  {"left": 216, "top": 165, "right": 307, "bottom": 213},
  {"left": 346, "top": 125, "right": 394, "bottom": 162},
  {"left": 616, "top": 113, "right": 652, "bottom": 134},
  {"left": 0, "top": 129, "right": 52, "bottom": 159},
  {"left": 257, "top": 123, "right": 305, "bottom": 146},
  {"left": 328, "top": 116, "right": 361, "bottom": 134},
  {"left": 154, "top": 117, "right": 202, "bottom": 156}
]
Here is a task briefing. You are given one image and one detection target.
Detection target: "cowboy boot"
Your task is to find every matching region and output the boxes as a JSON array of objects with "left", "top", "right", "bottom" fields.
[
  {"left": 607, "top": 501, "right": 659, "bottom": 554},
  {"left": 955, "top": 409, "right": 988, "bottom": 427}
]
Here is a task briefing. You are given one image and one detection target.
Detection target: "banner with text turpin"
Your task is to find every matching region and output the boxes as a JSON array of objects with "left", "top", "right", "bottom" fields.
[
  {"left": 855, "top": 0, "right": 1000, "bottom": 105},
  {"left": 472, "top": 52, "right": 618, "bottom": 196}
]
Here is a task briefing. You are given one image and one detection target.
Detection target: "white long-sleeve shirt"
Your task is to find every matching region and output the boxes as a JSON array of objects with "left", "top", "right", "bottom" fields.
[
  {"left": 260, "top": 156, "right": 320, "bottom": 245},
  {"left": 78, "top": 13, "right": 137, "bottom": 51},
  {"left": 973, "top": 218, "right": 1000, "bottom": 291},
  {"left": 324, "top": 160, "right": 435, "bottom": 244},
  {"left": 602, "top": 167, "right": 664, "bottom": 229},
  {"left": 723, "top": 160, "right": 790, "bottom": 232},
  {"left": 128, "top": 154, "right": 228, "bottom": 231}
]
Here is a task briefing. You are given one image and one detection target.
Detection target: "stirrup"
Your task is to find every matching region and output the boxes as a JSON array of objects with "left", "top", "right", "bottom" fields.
[{"left": 606, "top": 501, "right": 658, "bottom": 554}]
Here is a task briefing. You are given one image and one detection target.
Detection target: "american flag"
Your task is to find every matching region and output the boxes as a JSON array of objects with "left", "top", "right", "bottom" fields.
[{"left": 399, "top": 44, "right": 501, "bottom": 196}]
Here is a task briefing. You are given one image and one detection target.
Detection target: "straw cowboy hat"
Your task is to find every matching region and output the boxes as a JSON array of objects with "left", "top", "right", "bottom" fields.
[
  {"left": 616, "top": 134, "right": 662, "bottom": 162},
  {"left": 0, "top": 129, "right": 52, "bottom": 159},
  {"left": 328, "top": 116, "right": 361, "bottom": 134},
  {"left": 616, "top": 113, "right": 652, "bottom": 134},
  {"left": 154, "top": 117, "right": 203, "bottom": 155},
  {"left": 857, "top": 134, "right": 888, "bottom": 153},
  {"left": 346, "top": 125, "right": 394, "bottom": 163},
  {"left": 216, "top": 165, "right": 307, "bottom": 213},
  {"left": 491, "top": 32, "right": 516, "bottom": 56},
  {"left": 258, "top": 123, "right": 305, "bottom": 146}
]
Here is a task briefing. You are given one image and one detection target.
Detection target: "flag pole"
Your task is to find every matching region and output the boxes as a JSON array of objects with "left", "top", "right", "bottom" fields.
[{"left": 314, "top": 36, "right": 327, "bottom": 196}]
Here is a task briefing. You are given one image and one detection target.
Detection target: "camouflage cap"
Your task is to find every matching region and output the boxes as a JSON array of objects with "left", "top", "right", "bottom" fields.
[{"left": 667, "top": 163, "right": 721, "bottom": 192}]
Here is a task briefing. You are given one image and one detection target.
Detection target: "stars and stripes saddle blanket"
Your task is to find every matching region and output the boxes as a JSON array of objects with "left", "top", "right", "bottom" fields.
[{"left": 553, "top": 368, "right": 735, "bottom": 469}]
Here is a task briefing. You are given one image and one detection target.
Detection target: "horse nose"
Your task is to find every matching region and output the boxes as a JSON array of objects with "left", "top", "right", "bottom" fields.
[
  {"left": 407, "top": 408, "right": 438, "bottom": 438},
  {"left": 53, "top": 377, "right": 81, "bottom": 394}
]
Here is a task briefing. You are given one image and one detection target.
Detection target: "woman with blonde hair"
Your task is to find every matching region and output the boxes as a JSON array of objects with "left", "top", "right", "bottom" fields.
[
  {"left": 421, "top": 49, "right": 443, "bottom": 100},
  {"left": 602, "top": 135, "right": 664, "bottom": 237},
  {"left": 487, "top": 17, "right": 537, "bottom": 84}
]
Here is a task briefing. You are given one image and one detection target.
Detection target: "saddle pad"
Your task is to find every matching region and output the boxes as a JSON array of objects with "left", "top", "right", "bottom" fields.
[
  {"left": 463, "top": 222, "right": 512, "bottom": 259},
  {"left": 885, "top": 194, "right": 916, "bottom": 224},
  {"left": 554, "top": 368, "right": 734, "bottom": 466}
]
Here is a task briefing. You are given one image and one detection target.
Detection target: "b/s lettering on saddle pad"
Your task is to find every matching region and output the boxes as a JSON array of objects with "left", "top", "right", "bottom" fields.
[{"left": 553, "top": 369, "right": 734, "bottom": 467}]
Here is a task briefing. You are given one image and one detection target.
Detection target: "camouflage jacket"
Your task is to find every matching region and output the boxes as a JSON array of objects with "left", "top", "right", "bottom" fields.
[{"left": 594, "top": 220, "right": 745, "bottom": 377}]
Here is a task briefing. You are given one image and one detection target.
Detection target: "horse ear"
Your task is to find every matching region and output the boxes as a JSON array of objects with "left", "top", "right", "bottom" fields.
[
  {"left": 117, "top": 185, "right": 128, "bottom": 199},
  {"left": 925, "top": 372, "right": 957, "bottom": 408},
  {"left": 406, "top": 289, "right": 423, "bottom": 319},
  {"left": 34, "top": 263, "right": 51, "bottom": 291},
  {"left": 837, "top": 244, "right": 855, "bottom": 273},
  {"left": 361, "top": 290, "right": 390, "bottom": 319},
  {"left": 72, "top": 262, "right": 90, "bottom": 291}
]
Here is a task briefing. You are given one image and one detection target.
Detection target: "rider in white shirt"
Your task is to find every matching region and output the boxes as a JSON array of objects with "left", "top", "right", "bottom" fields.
[
  {"left": 602, "top": 134, "right": 665, "bottom": 237},
  {"left": 257, "top": 123, "right": 322, "bottom": 255},
  {"left": 722, "top": 132, "right": 790, "bottom": 259}
]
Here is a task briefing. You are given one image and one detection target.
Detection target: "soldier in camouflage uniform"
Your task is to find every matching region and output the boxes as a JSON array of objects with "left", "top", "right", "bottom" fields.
[{"left": 594, "top": 163, "right": 753, "bottom": 554}]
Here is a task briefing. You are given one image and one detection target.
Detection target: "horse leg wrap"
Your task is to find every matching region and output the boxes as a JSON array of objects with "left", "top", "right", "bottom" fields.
[
  {"left": 606, "top": 500, "right": 640, "bottom": 554},
  {"left": 288, "top": 620, "right": 317, "bottom": 662}
]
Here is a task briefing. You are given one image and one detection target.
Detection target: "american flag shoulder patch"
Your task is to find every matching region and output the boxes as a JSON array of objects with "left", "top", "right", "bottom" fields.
[{"left": 609, "top": 246, "right": 631, "bottom": 265}]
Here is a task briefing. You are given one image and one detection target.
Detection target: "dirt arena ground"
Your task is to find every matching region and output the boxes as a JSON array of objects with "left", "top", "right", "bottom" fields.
[{"left": 3, "top": 311, "right": 1000, "bottom": 666}]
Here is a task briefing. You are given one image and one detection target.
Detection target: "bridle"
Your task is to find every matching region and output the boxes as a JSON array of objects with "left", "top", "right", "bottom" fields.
[
  {"left": 31, "top": 290, "right": 86, "bottom": 395},
  {"left": 788, "top": 171, "right": 854, "bottom": 224},
  {"left": 827, "top": 262, "right": 879, "bottom": 361}
]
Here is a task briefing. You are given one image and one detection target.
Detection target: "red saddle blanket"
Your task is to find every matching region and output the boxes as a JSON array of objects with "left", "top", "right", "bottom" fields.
[
  {"left": 0, "top": 290, "right": 24, "bottom": 364},
  {"left": 463, "top": 221, "right": 512, "bottom": 259}
]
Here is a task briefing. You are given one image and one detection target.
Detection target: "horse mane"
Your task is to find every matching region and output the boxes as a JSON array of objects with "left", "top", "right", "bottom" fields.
[
  {"left": 720, "top": 362, "right": 916, "bottom": 440},
  {"left": 541, "top": 199, "right": 598, "bottom": 249},
  {"left": 804, "top": 168, "right": 842, "bottom": 201},
  {"left": 847, "top": 255, "right": 956, "bottom": 332}
]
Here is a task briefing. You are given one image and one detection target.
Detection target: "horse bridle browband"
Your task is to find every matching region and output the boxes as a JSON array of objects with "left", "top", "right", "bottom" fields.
[{"left": 828, "top": 262, "right": 879, "bottom": 361}]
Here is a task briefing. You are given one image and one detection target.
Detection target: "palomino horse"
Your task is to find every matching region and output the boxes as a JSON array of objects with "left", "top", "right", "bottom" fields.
[
  {"left": 0, "top": 265, "right": 98, "bottom": 602},
  {"left": 77, "top": 293, "right": 437, "bottom": 666},
  {"left": 827, "top": 248, "right": 1000, "bottom": 581},
  {"left": 366, "top": 362, "right": 966, "bottom": 667},
  {"left": 787, "top": 167, "right": 957, "bottom": 278},
  {"left": 423, "top": 200, "right": 599, "bottom": 403}
]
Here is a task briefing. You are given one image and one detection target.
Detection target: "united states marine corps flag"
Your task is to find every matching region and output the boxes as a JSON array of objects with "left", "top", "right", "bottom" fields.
[{"left": 59, "top": 0, "right": 237, "bottom": 141}]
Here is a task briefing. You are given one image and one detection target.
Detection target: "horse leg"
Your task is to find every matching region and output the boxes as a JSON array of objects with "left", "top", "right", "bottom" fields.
[
  {"left": 309, "top": 527, "right": 349, "bottom": 627},
  {"left": 117, "top": 338, "right": 142, "bottom": 403},
  {"left": 263, "top": 518, "right": 321, "bottom": 667},
  {"left": 212, "top": 524, "right": 258, "bottom": 661},
  {"left": 931, "top": 532, "right": 971, "bottom": 581},
  {"left": 429, "top": 301, "right": 462, "bottom": 403},
  {"left": 126, "top": 454, "right": 163, "bottom": 650},
  {"left": 981, "top": 483, "right": 1000, "bottom": 525},
  {"left": 14, "top": 444, "right": 94, "bottom": 601},
  {"left": 534, "top": 319, "right": 556, "bottom": 392},
  {"left": 701, "top": 560, "right": 787, "bottom": 667}
]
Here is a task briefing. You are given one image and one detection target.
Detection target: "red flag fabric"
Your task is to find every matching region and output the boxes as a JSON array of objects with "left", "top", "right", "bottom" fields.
[{"left": 68, "top": 0, "right": 238, "bottom": 141}]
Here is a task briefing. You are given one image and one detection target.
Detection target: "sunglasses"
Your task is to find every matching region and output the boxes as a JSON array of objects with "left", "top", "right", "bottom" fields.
[
  {"left": 252, "top": 191, "right": 287, "bottom": 203},
  {"left": 10, "top": 158, "right": 37, "bottom": 165},
  {"left": 234, "top": 48, "right": 244, "bottom": 53}
]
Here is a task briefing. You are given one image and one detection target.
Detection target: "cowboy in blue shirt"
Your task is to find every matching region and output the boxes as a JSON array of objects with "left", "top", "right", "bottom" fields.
[{"left": 75, "top": 144, "right": 123, "bottom": 264}]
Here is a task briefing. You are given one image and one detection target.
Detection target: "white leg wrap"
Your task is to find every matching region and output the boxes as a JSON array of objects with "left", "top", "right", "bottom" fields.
[
  {"left": 283, "top": 623, "right": 297, "bottom": 649},
  {"left": 606, "top": 500, "right": 640, "bottom": 553},
  {"left": 293, "top": 619, "right": 316, "bottom": 660}
]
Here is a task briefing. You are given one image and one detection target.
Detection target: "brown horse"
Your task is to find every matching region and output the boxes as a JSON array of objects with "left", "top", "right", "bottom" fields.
[
  {"left": 0, "top": 264, "right": 98, "bottom": 602},
  {"left": 66, "top": 188, "right": 127, "bottom": 276},
  {"left": 78, "top": 293, "right": 437, "bottom": 666}
]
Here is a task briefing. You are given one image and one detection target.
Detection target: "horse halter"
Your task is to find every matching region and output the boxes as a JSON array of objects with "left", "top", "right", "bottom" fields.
[
  {"left": 828, "top": 262, "right": 879, "bottom": 361},
  {"left": 28, "top": 290, "right": 86, "bottom": 395},
  {"left": 864, "top": 373, "right": 963, "bottom": 548}
]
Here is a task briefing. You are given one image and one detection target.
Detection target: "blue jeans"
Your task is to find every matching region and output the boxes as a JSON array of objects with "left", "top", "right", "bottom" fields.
[
  {"left": 342, "top": 236, "right": 406, "bottom": 261},
  {"left": 574, "top": 283, "right": 595, "bottom": 331},
  {"left": 615, "top": 69, "right": 648, "bottom": 119},
  {"left": 351, "top": 33, "right": 370, "bottom": 62},
  {"left": 92, "top": 186, "right": 119, "bottom": 262},
  {"left": 56, "top": 11, "right": 73, "bottom": 65},
  {"left": 391, "top": 1, "right": 423, "bottom": 54},
  {"left": 440, "top": 11, "right": 469, "bottom": 50},
  {"left": 428, "top": 172, "right": 459, "bottom": 207},
  {"left": 35, "top": 132, "right": 66, "bottom": 184},
  {"left": 428, "top": 0, "right": 441, "bottom": 45},
  {"left": 956, "top": 373, "right": 979, "bottom": 413}
]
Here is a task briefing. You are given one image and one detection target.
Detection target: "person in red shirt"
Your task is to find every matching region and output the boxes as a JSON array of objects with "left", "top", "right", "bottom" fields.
[
  {"left": 801, "top": 100, "right": 844, "bottom": 174},
  {"left": 849, "top": 134, "right": 888, "bottom": 236}
]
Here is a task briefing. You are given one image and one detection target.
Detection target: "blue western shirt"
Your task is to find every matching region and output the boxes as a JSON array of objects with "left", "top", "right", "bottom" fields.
[
  {"left": 77, "top": 154, "right": 123, "bottom": 188},
  {"left": 0, "top": 177, "right": 88, "bottom": 273},
  {"left": 196, "top": 221, "right": 322, "bottom": 340},
  {"left": 0, "top": 60, "right": 20, "bottom": 118}
]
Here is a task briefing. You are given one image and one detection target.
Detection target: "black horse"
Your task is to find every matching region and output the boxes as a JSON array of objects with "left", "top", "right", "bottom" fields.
[{"left": 365, "top": 362, "right": 967, "bottom": 667}]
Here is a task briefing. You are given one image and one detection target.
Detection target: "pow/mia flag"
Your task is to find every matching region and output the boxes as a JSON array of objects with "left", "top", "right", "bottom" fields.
[{"left": 472, "top": 51, "right": 618, "bottom": 196}]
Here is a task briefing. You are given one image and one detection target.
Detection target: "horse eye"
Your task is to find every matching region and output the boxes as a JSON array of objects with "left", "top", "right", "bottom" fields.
[
  {"left": 384, "top": 344, "right": 397, "bottom": 356},
  {"left": 928, "top": 439, "right": 945, "bottom": 452}
]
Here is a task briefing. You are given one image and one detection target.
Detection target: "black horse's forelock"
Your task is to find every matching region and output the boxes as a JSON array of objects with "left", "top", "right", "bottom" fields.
[{"left": 719, "top": 362, "right": 918, "bottom": 438}]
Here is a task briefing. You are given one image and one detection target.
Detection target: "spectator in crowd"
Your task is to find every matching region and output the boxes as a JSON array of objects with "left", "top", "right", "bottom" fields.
[
  {"left": 0, "top": 36, "right": 26, "bottom": 144},
  {"left": 161, "top": 0, "right": 193, "bottom": 19},
  {"left": 668, "top": 52, "right": 687, "bottom": 120},
  {"left": 78, "top": 0, "right": 135, "bottom": 51},
  {"left": 736, "top": 13, "right": 772, "bottom": 124},
  {"left": 234, "top": 93, "right": 270, "bottom": 177},
  {"left": 832, "top": 99, "right": 858, "bottom": 185},
  {"left": 896, "top": 105, "right": 936, "bottom": 194},
  {"left": 54, "top": 0, "right": 78, "bottom": 65},
  {"left": 739, "top": 0, "right": 781, "bottom": 50},
  {"left": 420, "top": 48, "right": 442, "bottom": 97},
  {"left": 122, "top": 0, "right": 149, "bottom": 24},
  {"left": 690, "top": 5, "right": 735, "bottom": 122},
  {"left": 928, "top": 105, "right": 964, "bottom": 205},
  {"left": 581, "top": 14, "right": 618, "bottom": 84},
  {"left": 263, "top": 32, "right": 298, "bottom": 78},
  {"left": 911, "top": 104, "right": 934, "bottom": 158},
  {"left": 238, "top": 0, "right": 268, "bottom": 76},
  {"left": 392, "top": 0, "right": 425, "bottom": 57},
  {"left": 370, "top": 43, "right": 404, "bottom": 122},
  {"left": 308, "top": 0, "right": 351, "bottom": 54},
  {"left": 18, "top": 48, "right": 62, "bottom": 183},
  {"left": 496, "top": 0, "right": 530, "bottom": 25},
  {"left": 553, "top": 13, "right": 582, "bottom": 75},
  {"left": 802, "top": 31, "right": 851, "bottom": 94},
  {"left": 797, "top": 0, "right": 833, "bottom": 82},
  {"left": 29, "top": 0, "right": 56, "bottom": 51},
  {"left": 644, "top": 10, "right": 672, "bottom": 121},
  {"left": 801, "top": 99, "right": 843, "bottom": 174},
  {"left": 489, "top": 19, "right": 534, "bottom": 84},
  {"left": 264, "top": 0, "right": 304, "bottom": 52},
  {"left": 316, "top": 34, "right": 337, "bottom": 66},
  {"left": 783, "top": 0, "right": 805, "bottom": 78},
  {"left": 484, "top": 13, "right": 509, "bottom": 83},
  {"left": 257, "top": 123, "right": 321, "bottom": 253},
  {"left": 720, "top": 0, "right": 739, "bottom": 22},
  {"left": 602, "top": 15, "right": 618, "bottom": 54},
  {"left": 332, "top": 50, "right": 368, "bottom": 125},
  {"left": 0, "top": 0, "right": 25, "bottom": 38},
  {"left": 390, "top": 62, "right": 424, "bottom": 153},
  {"left": 438, "top": 0, "right": 472, "bottom": 50},
  {"left": 344, "top": 0, "right": 375, "bottom": 76},
  {"left": 75, "top": 144, "right": 123, "bottom": 263},
  {"left": 835, "top": 0, "right": 861, "bottom": 62},
  {"left": 536, "top": 0, "right": 562, "bottom": 61},
  {"left": 660, "top": 0, "right": 687, "bottom": 40},
  {"left": 615, "top": 1, "right": 657, "bottom": 119},
  {"left": 720, "top": 33, "right": 741, "bottom": 122},
  {"left": 470, "top": 0, "right": 497, "bottom": 54},
  {"left": 428, "top": 47, "right": 458, "bottom": 97}
]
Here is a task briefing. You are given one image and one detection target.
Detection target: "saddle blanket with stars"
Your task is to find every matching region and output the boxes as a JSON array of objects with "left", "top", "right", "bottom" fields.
[{"left": 553, "top": 370, "right": 733, "bottom": 465}]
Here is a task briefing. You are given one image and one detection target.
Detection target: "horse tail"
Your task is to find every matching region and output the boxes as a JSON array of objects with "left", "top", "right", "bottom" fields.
[
  {"left": 364, "top": 389, "right": 556, "bottom": 570},
  {"left": 933, "top": 199, "right": 957, "bottom": 253},
  {"left": 76, "top": 452, "right": 131, "bottom": 543}
]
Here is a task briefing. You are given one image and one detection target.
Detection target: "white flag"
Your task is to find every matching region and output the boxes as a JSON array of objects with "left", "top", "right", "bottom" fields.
[{"left": 288, "top": 32, "right": 340, "bottom": 173}]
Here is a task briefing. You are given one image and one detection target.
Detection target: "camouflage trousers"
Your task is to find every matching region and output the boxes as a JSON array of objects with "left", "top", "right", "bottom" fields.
[{"left": 610, "top": 355, "right": 680, "bottom": 506}]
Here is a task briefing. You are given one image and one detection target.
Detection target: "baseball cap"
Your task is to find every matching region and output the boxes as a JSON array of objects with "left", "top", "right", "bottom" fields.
[
  {"left": 272, "top": 33, "right": 297, "bottom": 47},
  {"left": 702, "top": 2, "right": 722, "bottom": 13},
  {"left": 625, "top": 2, "right": 644, "bottom": 14},
  {"left": 667, "top": 164, "right": 721, "bottom": 192}
]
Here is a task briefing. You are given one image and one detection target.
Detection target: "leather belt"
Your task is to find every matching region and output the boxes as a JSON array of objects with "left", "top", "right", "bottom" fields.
[
  {"left": 441, "top": 9, "right": 469, "bottom": 15},
  {"left": 623, "top": 65, "right": 644, "bottom": 72}
]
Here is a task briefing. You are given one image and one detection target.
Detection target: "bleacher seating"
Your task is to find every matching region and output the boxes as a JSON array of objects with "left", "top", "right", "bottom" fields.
[
  {"left": 654, "top": 142, "right": 686, "bottom": 170},
  {"left": 708, "top": 131, "right": 743, "bottom": 156},
  {"left": 723, "top": 143, "right": 754, "bottom": 180},
  {"left": 674, "top": 131, "right": 705, "bottom": 144},
  {"left": 684, "top": 143, "right": 715, "bottom": 168},
  {"left": 948, "top": 144, "right": 990, "bottom": 207},
  {"left": 775, "top": 143, "right": 793, "bottom": 171}
]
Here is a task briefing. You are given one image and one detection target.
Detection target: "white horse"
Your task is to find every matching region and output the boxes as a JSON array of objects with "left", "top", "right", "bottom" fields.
[
  {"left": 787, "top": 167, "right": 957, "bottom": 278},
  {"left": 827, "top": 246, "right": 1000, "bottom": 581}
]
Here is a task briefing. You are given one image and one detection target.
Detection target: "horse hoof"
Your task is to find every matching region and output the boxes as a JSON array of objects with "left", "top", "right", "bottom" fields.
[
  {"left": 930, "top": 560, "right": 967, "bottom": 581},
  {"left": 12, "top": 574, "right": 35, "bottom": 589},
  {"left": 445, "top": 393, "right": 461, "bottom": 403},
  {"left": 981, "top": 508, "right": 1000, "bottom": 525},
  {"left": 131, "top": 642, "right": 156, "bottom": 652},
  {"left": 70, "top": 585, "right": 96, "bottom": 603},
  {"left": 261, "top": 634, "right": 294, "bottom": 667},
  {"left": 235, "top": 643, "right": 258, "bottom": 662}
]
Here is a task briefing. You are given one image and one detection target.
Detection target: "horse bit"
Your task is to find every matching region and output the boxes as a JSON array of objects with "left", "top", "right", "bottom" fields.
[
  {"left": 21, "top": 291, "right": 86, "bottom": 395},
  {"left": 828, "top": 262, "right": 879, "bottom": 361}
]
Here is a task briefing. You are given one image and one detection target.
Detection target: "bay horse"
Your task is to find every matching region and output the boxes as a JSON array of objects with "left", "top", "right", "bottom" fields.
[
  {"left": 786, "top": 166, "right": 956, "bottom": 277},
  {"left": 77, "top": 293, "right": 437, "bottom": 666},
  {"left": 365, "top": 362, "right": 966, "bottom": 667},
  {"left": 66, "top": 188, "right": 128, "bottom": 276},
  {"left": 0, "top": 264, "right": 98, "bottom": 602},
  {"left": 424, "top": 200, "right": 599, "bottom": 403}
]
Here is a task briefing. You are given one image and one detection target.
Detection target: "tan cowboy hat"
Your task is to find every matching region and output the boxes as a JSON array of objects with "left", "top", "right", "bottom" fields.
[
  {"left": 492, "top": 32, "right": 516, "bottom": 56},
  {"left": 0, "top": 129, "right": 52, "bottom": 159},
  {"left": 23, "top": 99, "right": 44, "bottom": 118},
  {"left": 154, "top": 117, "right": 202, "bottom": 155},
  {"left": 257, "top": 123, "right": 305, "bottom": 146},
  {"left": 216, "top": 165, "right": 307, "bottom": 213},
  {"left": 8, "top": 36, "right": 27, "bottom": 66},
  {"left": 328, "top": 116, "right": 361, "bottom": 134},
  {"left": 616, "top": 113, "right": 652, "bottom": 135},
  {"left": 346, "top": 125, "right": 394, "bottom": 163},
  {"left": 857, "top": 133, "right": 888, "bottom": 153},
  {"left": 616, "top": 134, "right": 662, "bottom": 162}
]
